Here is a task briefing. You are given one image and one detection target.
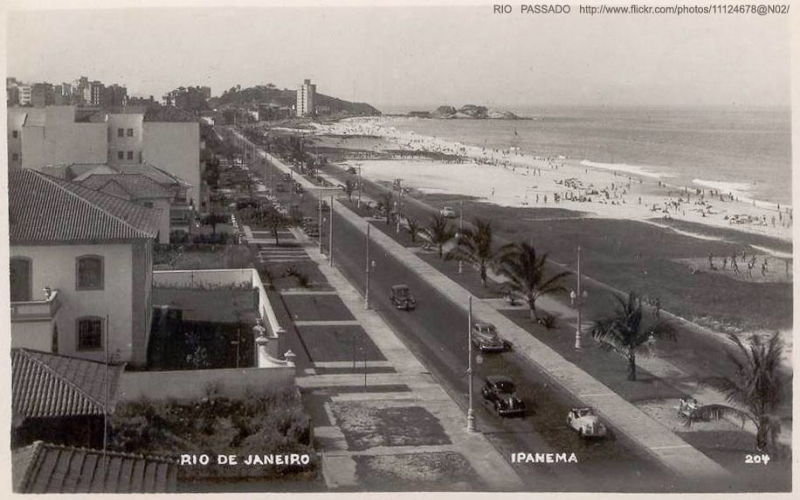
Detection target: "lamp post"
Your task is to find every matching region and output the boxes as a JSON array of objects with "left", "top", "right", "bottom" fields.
[
  {"left": 357, "top": 164, "right": 362, "bottom": 209},
  {"left": 458, "top": 200, "right": 464, "bottom": 274},
  {"left": 571, "top": 245, "right": 589, "bottom": 350},
  {"left": 395, "top": 179, "right": 403, "bottom": 233},
  {"left": 365, "top": 224, "right": 371, "bottom": 309},
  {"left": 467, "top": 295, "right": 477, "bottom": 432},
  {"left": 329, "top": 195, "right": 334, "bottom": 266},
  {"left": 318, "top": 195, "right": 323, "bottom": 253}
]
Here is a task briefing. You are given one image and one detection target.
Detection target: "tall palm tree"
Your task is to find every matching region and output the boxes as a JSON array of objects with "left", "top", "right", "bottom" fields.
[
  {"left": 590, "top": 291, "right": 674, "bottom": 381},
  {"left": 691, "top": 332, "right": 787, "bottom": 453},
  {"left": 423, "top": 214, "right": 456, "bottom": 259},
  {"left": 378, "top": 192, "right": 394, "bottom": 225},
  {"left": 495, "top": 242, "right": 570, "bottom": 320},
  {"left": 445, "top": 218, "right": 498, "bottom": 287},
  {"left": 341, "top": 180, "right": 356, "bottom": 202},
  {"left": 406, "top": 217, "right": 422, "bottom": 243}
]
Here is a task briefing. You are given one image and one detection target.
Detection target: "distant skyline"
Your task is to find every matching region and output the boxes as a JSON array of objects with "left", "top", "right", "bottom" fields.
[{"left": 5, "top": 4, "right": 792, "bottom": 111}]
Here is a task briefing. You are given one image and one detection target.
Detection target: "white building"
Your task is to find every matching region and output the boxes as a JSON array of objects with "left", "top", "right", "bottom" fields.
[{"left": 296, "top": 79, "right": 316, "bottom": 117}]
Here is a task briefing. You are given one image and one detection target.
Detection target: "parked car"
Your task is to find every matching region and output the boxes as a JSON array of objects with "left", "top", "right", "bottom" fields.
[
  {"left": 440, "top": 206, "right": 457, "bottom": 218},
  {"left": 471, "top": 321, "right": 508, "bottom": 352},
  {"left": 295, "top": 184, "right": 304, "bottom": 194},
  {"left": 389, "top": 284, "right": 416, "bottom": 311},
  {"left": 283, "top": 173, "right": 292, "bottom": 182},
  {"left": 481, "top": 376, "right": 525, "bottom": 417},
  {"left": 346, "top": 167, "right": 357, "bottom": 174},
  {"left": 304, "top": 223, "right": 320, "bottom": 237},
  {"left": 566, "top": 407, "right": 608, "bottom": 438}
]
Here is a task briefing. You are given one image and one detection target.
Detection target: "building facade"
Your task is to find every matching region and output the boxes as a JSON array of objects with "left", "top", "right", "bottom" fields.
[{"left": 296, "top": 79, "right": 316, "bottom": 117}]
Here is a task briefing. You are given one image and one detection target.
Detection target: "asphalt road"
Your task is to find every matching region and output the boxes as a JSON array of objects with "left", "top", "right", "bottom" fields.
[{"left": 232, "top": 130, "right": 684, "bottom": 492}]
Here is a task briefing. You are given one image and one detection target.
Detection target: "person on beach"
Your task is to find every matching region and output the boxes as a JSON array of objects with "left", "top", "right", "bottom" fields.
[
  {"left": 722, "top": 257, "right": 727, "bottom": 270},
  {"left": 761, "top": 261, "right": 767, "bottom": 276},
  {"left": 747, "top": 260, "right": 754, "bottom": 278},
  {"left": 742, "top": 249, "right": 747, "bottom": 262},
  {"left": 732, "top": 258, "right": 740, "bottom": 274},
  {"left": 708, "top": 251, "right": 714, "bottom": 269}
]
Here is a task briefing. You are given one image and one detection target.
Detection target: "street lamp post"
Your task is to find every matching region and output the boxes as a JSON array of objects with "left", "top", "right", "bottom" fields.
[
  {"left": 318, "top": 195, "right": 323, "bottom": 253},
  {"left": 467, "top": 295, "right": 477, "bottom": 432},
  {"left": 329, "top": 195, "right": 334, "bottom": 266},
  {"left": 458, "top": 200, "right": 464, "bottom": 274},
  {"left": 357, "top": 164, "right": 362, "bottom": 209},
  {"left": 365, "top": 224, "right": 371, "bottom": 309},
  {"left": 571, "top": 245, "right": 589, "bottom": 350}
]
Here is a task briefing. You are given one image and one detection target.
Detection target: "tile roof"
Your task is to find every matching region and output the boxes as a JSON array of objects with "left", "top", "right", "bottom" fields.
[
  {"left": 79, "top": 173, "right": 174, "bottom": 200},
  {"left": 12, "top": 349, "right": 125, "bottom": 421},
  {"left": 13, "top": 441, "right": 178, "bottom": 493},
  {"left": 117, "top": 163, "right": 193, "bottom": 188},
  {"left": 9, "top": 169, "right": 160, "bottom": 243}
]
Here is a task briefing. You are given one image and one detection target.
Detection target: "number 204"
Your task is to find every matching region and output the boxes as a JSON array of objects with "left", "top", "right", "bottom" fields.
[{"left": 745, "top": 454, "right": 771, "bottom": 465}]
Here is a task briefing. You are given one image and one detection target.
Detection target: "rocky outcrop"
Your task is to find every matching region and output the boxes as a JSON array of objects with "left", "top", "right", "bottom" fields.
[{"left": 425, "top": 104, "right": 522, "bottom": 120}]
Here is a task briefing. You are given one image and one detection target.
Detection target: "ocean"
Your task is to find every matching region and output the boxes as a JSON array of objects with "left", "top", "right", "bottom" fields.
[{"left": 384, "top": 106, "right": 792, "bottom": 207}]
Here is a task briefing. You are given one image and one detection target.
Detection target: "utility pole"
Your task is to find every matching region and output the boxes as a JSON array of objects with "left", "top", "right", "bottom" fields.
[
  {"left": 329, "top": 195, "right": 334, "bottom": 266},
  {"left": 357, "top": 164, "right": 362, "bottom": 208},
  {"left": 467, "top": 296, "right": 477, "bottom": 432},
  {"left": 365, "top": 224, "right": 371, "bottom": 309},
  {"left": 458, "top": 200, "right": 464, "bottom": 274}
]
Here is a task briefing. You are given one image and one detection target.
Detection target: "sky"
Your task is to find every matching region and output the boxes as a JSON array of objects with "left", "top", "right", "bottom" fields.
[{"left": 4, "top": 1, "right": 794, "bottom": 112}]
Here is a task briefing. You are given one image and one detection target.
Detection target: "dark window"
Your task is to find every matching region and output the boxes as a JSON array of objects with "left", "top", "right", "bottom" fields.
[
  {"left": 117, "top": 128, "right": 124, "bottom": 137},
  {"left": 126, "top": 128, "right": 133, "bottom": 137},
  {"left": 76, "top": 255, "right": 104, "bottom": 290},
  {"left": 10, "top": 257, "right": 32, "bottom": 301},
  {"left": 12, "top": 153, "right": 19, "bottom": 162},
  {"left": 12, "top": 130, "right": 18, "bottom": 139},
  {"left": 117, "top": 151, "right": 124, "bottom": 160},
  {"left": 77, "top": 317, "right": 103, "bottom": 351},
  {"left": 127, "top": 151, "right": 134, "bottom": 160}
]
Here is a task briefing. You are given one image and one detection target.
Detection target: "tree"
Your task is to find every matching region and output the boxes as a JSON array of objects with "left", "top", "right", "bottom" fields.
[
  {"left": 377, "top": 192, "right": 394, "bottom": 225},
  {"left": 254, "top": 207, "right": 291, "bottom": 245},
  {"left": 406, "top": 217, "right": 421, "bottom": 243},
  {"left": 202, "top": 213, "right": 228, "bottom": 234},
  {"left": 341, "top": 180, "right": 356, "bottom": 202},
  {"left": 422, "top": 214, "right": 456, "bottom": 259},
  {"left": 590, "top": 292, "right": 675, "bottom": 381},
  {"left": 692, "top": 332, "right": 787, "bottom": 453},
  {"left": 495, "top": 242, "right": 570, "bottom": 321},
  {"left": 445, "top": 218, "right": 498, "bottom": 287}
]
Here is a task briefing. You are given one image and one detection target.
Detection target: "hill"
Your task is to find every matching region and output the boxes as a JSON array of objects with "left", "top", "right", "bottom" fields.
[{"left": 209, "top": 85, "right": 381, "bottom": 116}]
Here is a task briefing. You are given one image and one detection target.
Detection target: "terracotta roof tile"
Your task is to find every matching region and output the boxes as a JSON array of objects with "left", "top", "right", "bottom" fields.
[
  {"left": 79, "top": 173, "right": 174, "bottom": 200},
  {"left": 12, "top": 349, "right": 125, "bottom": 420},
  {"left": 13, "top": 441, "right": 178, "bottom": 493},
  {"left": 9, "top": 169, "right": 160, "bottom": 243}
]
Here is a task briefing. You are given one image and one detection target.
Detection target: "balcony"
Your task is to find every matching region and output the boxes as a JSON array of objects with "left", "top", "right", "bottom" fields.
[{"left": 11, "top": 290, "right": 62, "bottom": 322}]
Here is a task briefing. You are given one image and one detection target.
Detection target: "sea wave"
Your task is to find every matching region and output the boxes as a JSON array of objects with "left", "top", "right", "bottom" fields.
[{"left": 580, "top": 160, "right": 674, "bottom": 179}]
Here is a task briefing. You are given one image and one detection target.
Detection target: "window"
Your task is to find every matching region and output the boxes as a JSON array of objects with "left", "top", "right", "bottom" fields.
[
  {"left": 10, "top": 257, "right": 32, "bottom": 302},
  {"left": 142, "top": 201, "right": 154, "bottom": 208},
  {"left": 127, "top": 151, "right": 134, "bottom": 160},
  {"left": 77, "top": 317, "right": 103, "bottom": 351},
  {"left": 117, "top": 128, "right": 124, "bottom": 137},
  {"left": 126, "top": 128, "right": 133, "bottom": 137},
  {"left": 76, "top": 255, "right": 103, "bottom": 290},
  {"left": 117, "top": 151, "right": 124, "bottom": 160},
  {"left": 12, "top": 153, "right": 19, "bottom": 162},
  {"left": 12, "top": 130, "right": 18, "bottom": 139}
]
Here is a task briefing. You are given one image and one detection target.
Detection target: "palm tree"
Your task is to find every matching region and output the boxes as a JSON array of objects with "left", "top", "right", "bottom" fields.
[
  {"left": 423, "top": 214, "right": 456, "bottom": 259},
  {"left": 590, "top": 292, "right": 675, "bottom": 381},
  {"left": 406, "top": 217, "right": 422, "bottom": 243},
  {"left": 378, "top": 192, "right": 394, "bottom": 225},
  {"left": 691, "top": 332, "right": 787, "bottom": 453},
  {"left": 495, "top": 242, "right": 570, "bottom": 320},
  {"left": 341, "top": 180, "right": 356, "bottom": 202},
  {"left": 445, "top": 218, "right": 498, "bottom": 287}
]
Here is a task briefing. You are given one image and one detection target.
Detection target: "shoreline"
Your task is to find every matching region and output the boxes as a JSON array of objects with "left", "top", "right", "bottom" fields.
[{"left": 311, "top": 117, "right": 793, "bottom": 249}]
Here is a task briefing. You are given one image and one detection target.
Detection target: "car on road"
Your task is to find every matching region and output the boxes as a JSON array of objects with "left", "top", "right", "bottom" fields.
[
  {"left": 304, "top": 223, "right": 320, "bottom": 237},
  {"left": 440, "top": 206, "right": 457, "bottom": 218},
  {"left": 471, "top": 321, "right": 508, "bottom": 352},
  {"left": 389, "top": 284, "right": 416, "bottom": 311},
  {"left": 481, "top": 375, "right": 525, "bottom": 417},
  {"left": 283, "top": 173, "right": 292, "bottom": 182},
  {"left": 566, "top": 407, "right": 608, "bottom": 438}
]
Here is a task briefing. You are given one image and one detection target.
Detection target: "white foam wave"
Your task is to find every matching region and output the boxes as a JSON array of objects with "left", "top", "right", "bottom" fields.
[{"left": 580, "top": 160, "right": 674, "bottom": 179}]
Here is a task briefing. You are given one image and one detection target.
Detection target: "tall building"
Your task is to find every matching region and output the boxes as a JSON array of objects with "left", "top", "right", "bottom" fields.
[
  {"left": 89, "top": 81, "right": 105, "bottom": 106},
  {"left": 103, "top": 84, "right": 128, "bottom": 108},
  {"left": 19, "top": 85, "right": 32, "bottom": 106},
  {"left": 31, "top": 83, "right": 55, "bottom": 108},
  {"left": 296, "top": 79, "right": 316, "bottom": 117}
]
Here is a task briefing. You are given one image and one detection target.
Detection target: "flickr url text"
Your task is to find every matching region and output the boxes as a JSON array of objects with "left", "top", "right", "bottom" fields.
[{"left": 491, "top": 4, "right": 791, "bottom": 15}]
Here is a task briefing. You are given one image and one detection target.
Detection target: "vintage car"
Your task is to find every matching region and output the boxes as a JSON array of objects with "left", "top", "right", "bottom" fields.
[
  {"left": 566, "top": 407, "right": 608, "bottom": 438},
  {"left": 282, "top": 173, "right": 292, "bottom": 182},
  {"left": 471, "top": 321, "right": 508, "bottom": 352},
  {"left": 440, "top": 206, "right": 457, "bottom": 218},
  {"left": 481, "top": 375, "right": 526, "bottom": 417},
  {"left": 304, "top": 223, "right": 320, "bottom": 237},
  {"left": 389, "top": 284, "right": 416, "bottom": 310}
]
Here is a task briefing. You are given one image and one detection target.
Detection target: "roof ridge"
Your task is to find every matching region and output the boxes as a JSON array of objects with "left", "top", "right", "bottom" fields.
[
  {"left": 16, "top": 349, "right": 117, "bottom": 412},
  {"left": 34, "top": 171, "right": 155, "bottom": 238},
  {"left": 16, "top": 440, "right": 45, "bottom": 492}
]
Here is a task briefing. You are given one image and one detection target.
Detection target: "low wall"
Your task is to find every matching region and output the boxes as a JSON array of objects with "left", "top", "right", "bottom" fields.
[
  {"left": 118, "top": 366, "right": 295, "bottom": 402},
  {"left": 153, "top": 269, "right": 254, "bottom": 289}
]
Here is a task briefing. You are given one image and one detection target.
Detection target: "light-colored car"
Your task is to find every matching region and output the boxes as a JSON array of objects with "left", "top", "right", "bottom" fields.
[
  {"left": 440, "top": 206, "right": 457, "bottom": 218},
  {"left": 567, "top": 407, "right": 608, "bottom": 438},
  {"left": 471, "top": 322, "right": 507, "bottom": 352}
]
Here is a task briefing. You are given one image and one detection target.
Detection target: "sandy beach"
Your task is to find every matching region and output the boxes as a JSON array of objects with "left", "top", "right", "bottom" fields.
[{"left": 312, "top": 117, "right": 792, "bottom": 254}]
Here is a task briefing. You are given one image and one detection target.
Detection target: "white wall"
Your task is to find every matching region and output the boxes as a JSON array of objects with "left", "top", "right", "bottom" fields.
[
  {"left": 108, "top": 113, "right": 144, "bottom": 166},
  {"left": 11, "top": 319, "right": 55, "bottom": 352},
  {"left": 143, "top": 122, "right": 201, "bottom": 208},
  {"left": 21, "top": 107, "right": 107, "bottom": 169},
  {"left": 11, "top": 244, "right": 137, "bottom": 363},
  {"left": 118, "top": 366, "right": 296, "bottom": 402}
]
